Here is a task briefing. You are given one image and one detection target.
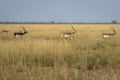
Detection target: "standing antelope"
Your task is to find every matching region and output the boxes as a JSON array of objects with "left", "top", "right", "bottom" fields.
[
  {"left": 102, "top": 28, "right": 117, "bottom": 38},
  {"left": 62, "top": 26, "right": 76, "bottom": 40},
  {"left": 13, "top": 27, "right": 28, "bottom": 38}
]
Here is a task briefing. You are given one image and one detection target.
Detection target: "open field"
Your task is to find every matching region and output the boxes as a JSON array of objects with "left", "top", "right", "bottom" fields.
[{"left": 0, "top": 24, "right": 120, "bottom": 80}]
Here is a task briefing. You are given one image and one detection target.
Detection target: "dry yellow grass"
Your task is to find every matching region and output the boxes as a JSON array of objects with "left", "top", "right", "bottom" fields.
[{"left": 0, "top": 24, "right": 120, "bottom": 80}]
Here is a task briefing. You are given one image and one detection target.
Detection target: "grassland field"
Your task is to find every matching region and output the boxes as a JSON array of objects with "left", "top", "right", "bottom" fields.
[{"left": 0, "top": 24, "right": 120, "bottom": 80}]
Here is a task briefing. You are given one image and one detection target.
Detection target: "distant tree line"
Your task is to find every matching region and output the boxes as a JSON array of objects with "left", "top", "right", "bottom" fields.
[{"left": 0, "top": 20, "right": 119, "bottom": 24}]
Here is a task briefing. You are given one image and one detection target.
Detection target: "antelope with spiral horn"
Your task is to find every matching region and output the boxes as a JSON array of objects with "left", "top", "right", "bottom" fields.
[
  {"left": 102, "top": 27, "right": 117, "bottom": 38},
  {"left": 13, "top": 27, "right": 28, "bottom": 38},
  {"left": 62, "top": 26, "right": 76, "bottom": 40}
]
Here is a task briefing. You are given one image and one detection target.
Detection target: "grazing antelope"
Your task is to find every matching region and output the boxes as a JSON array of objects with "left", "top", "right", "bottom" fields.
[
  {"left": 13, "top": 27, "right": 28, "bottom": 38},
  {"left": 2, "top": 29, "right": 9, "bottom": 33},
  {"left": 62, "top": 26, "right": 76, "bottom": 40},
  {"left": 102, "top": 28, "right": 117, "bottom": 38}
]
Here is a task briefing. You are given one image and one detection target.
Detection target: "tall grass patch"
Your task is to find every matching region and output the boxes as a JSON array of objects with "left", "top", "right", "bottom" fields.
[{"left": 0, "top": 24, "right": 120, "bottom": 80}]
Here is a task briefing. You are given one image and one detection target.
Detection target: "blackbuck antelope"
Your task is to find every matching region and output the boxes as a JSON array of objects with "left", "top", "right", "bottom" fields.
[
  {"left": 62, "top": 26, "right": 76, "bottom": 40},
  {"left": 13, "top": 27, "right": 28, "bottom": 38},
  {"left": 102, "top": 28, "right": 117, "bottom": 38}
]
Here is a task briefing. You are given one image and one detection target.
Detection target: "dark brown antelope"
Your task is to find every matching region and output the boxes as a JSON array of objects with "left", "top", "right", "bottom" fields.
[
  {"left": 102, "top": 28, "right": 117, "bottom": 38},
  {"left": 62, "top": 26, "right": 76, "bottom": 40},
  {"left": 13, "top": 27, "right": 28, "bottom": 38},
  {"left": 2, "top": 29, "right": 9, "bottom": 33}
]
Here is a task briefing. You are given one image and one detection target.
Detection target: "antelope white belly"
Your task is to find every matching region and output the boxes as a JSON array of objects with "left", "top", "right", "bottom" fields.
[
  {"left": 103, "top": 35, "right": 110, "bottom": 38},
  {"left": 15, "top": 35, "right": 21, "bottom": 37},
  {"left": 64, "top": 35, "right": 70, "bottom": 37}
]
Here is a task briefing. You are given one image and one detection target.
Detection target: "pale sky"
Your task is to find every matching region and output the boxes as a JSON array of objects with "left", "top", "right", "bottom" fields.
[{"left": 0, "top": 0, "right": 120, "bottom": 23}]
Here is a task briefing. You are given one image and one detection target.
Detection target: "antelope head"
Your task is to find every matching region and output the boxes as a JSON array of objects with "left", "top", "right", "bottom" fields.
[
  {"left": 111, "top": 27, "right": 117, "bottom": 35},
  {"left": 20, "top": 27, "right": 28, "bottom": 34},
  {"left": 71, "top": 26, "right": 76, "bottom": 34}
]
